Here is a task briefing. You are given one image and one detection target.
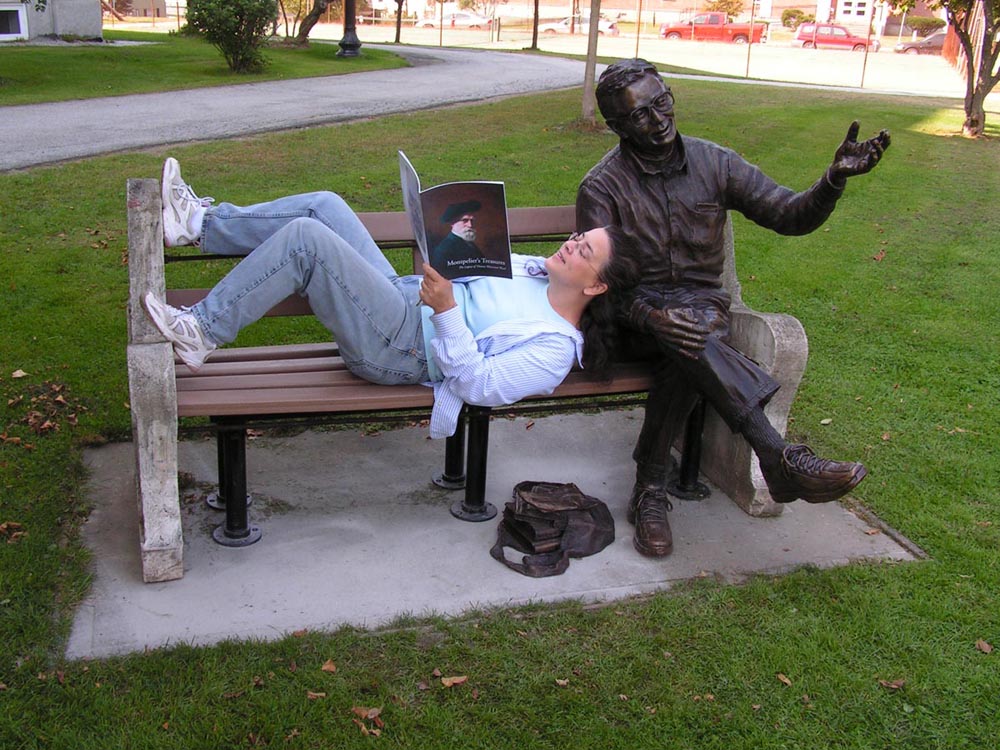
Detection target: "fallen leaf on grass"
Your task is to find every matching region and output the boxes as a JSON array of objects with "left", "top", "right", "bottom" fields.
[
  {"left": 820, "top": 418, "right": 833, "bottom": 426},
  {"left": 872, "top": 249, "right": 886, "bottom": 262},
  {"left": 776, "top": 673, "right": 792, "bottom": 687},
  {"left": 441, "top": 675, "right": 468, "bottom": 688},
  {"left": 306, "top": 691, "right": 327, "bottom": 700},
  {"left": 555, "top": 678, "right": 569, "bottom": 687},
  {"left": 321, "top": 659, "right": 337, "bottom": 673},
  {"left": 352, "top": 719, "right": 382, "bottom": 737},
  {"left": 11, "top": 370, "right": 27, "bottom": 379},
  {"left": 976, "top": 639, "right": 993, "bottom": 654},
  {"left": 351, "top": 706, "right": 385, "bottom": 736},
  {"left": 878, "top": 678, "right": 906, "bottom": 690}
]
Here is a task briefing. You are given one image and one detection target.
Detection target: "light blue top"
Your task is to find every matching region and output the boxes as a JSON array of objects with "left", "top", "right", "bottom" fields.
[{"left": 420, "top": 254, "right": 568, "bottom": 382}]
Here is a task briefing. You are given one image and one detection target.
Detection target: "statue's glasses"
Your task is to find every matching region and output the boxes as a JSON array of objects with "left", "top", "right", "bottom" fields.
[{"left": 626, "top": 91, "right": 675, "bottom": 129}]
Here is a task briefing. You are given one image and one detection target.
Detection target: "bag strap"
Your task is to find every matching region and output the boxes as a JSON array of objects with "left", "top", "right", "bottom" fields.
[{"left": 489, "top": 524, "right": 570, "bottom": 578}]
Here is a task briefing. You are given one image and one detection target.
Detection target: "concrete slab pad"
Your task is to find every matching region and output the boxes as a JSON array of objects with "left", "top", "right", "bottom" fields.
[{"left": 67, "top": 409, "right": 919, "bottom": 660}]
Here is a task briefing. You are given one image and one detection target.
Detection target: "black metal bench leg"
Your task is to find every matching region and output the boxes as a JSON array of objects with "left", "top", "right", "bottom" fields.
[
  {"left": 433, "top": 415, "right": 467, "bottom": 490},
  {"left": 211, "top": 422, "right": 262, "bottom": 547},
  {"left": 205, "top": 432, "right": 227, "bottom": 510},
  {"left": 667, "top": 398, "right": 712, "bottom": 501},
  {"left": 450, "top": 406, "right": 498, "bottom": 521},
  {"left": 206, "top": 426, "right": 254, "bottom": 511}
]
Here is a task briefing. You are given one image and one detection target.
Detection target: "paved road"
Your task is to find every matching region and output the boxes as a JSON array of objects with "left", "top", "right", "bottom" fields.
[
  {"left": 4, "top": 36, "right": 991, "bottom": 172},
  {"left": 0, "top": 46, "right": 588, "bottom": 171}
]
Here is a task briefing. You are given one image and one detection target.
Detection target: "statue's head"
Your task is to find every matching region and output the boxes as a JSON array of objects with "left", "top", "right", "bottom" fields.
[{"left": 596, "top": 59, "right": 676, "bottom": 155}]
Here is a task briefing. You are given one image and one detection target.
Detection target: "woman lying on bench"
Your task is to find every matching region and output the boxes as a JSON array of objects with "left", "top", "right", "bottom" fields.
[{"left": 144, "top": 159, "right": 640, "bottom": 438}]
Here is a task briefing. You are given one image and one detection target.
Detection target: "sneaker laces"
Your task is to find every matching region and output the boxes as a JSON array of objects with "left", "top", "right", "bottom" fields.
[
  {"left": 144, "top": 293, "right": 214, "bottom": 369},
  {"left": 170, "top": 180, "right": 215, "bottom": 208}
]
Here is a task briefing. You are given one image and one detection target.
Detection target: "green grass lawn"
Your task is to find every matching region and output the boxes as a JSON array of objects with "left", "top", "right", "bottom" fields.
[
  {"left": 0, "top": 30, "right": 406, "bottom": 105},
  {"left": 1, "top": 74, "right": 998, "bottom": 747}
]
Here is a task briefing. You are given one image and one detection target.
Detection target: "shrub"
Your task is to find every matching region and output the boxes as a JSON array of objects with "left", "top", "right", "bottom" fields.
[
  {"left": 906, "top": 16, "right": 946, "bottom": 37},
  {"left": 781, "top": 9, "right": 814, "bottom": 30},
  {"left": 187, "top": 0, "right": 278, "bottom": 74}
]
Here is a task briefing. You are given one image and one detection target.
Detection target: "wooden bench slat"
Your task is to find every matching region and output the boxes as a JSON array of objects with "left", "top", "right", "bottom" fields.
[
  {"left": 176, "top": 366, "right": 653, "bottom": 396},
  {"left": 168, "top": 290, "right": 314, "bottom": 317},
  {"left": 506, "top": 205, "right": 577, "bottom": 236},
  {"left": 178, "top": 383, "right": 436, "bottom": 417},
  {"left": 196, "top": 342, "right": 338, "bottom": 363},
  {"left": 177, "top": 368, "right": 652, "bottom": 416},
  {"left": 177, "top": 369, "right": 363, "bottom": 392},
  {"left": 176, "top": 356, "right": 348, "bottom": 378}
]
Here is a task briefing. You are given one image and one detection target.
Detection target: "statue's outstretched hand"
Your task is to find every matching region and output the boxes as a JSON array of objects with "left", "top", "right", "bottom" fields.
[{"left": 830, "top": 121, "right": 891, "bottom": 184}]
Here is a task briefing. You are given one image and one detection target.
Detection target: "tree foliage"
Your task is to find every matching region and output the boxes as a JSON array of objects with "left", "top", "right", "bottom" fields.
[
  {"left": 188, "top": 0, "right": 277, "bottom": 73},
  {"left": 905, "top": 15, "right": 947, "bottom": 34},
  {"left": 704, "top": 0, "right": 745, "bottom": 18},
  {"left": 892, "top": 0, "right": 998, "bottom": 136},
  {"left": 781, "top": 9, "right": 815, "bottom": 29}
]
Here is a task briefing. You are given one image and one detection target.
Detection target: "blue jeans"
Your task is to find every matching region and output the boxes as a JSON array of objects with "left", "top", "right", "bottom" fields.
[{"left": 191, "top": 192, "right": 429, "bottom": 385}]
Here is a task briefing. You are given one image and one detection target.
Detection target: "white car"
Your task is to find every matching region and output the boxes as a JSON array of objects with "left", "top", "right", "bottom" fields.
[
  {"left": 416, "top": 11, "right": 493, "bottom": 29},
  {"left": 538, "top": 16, "right": 620, "bottom": 36}
]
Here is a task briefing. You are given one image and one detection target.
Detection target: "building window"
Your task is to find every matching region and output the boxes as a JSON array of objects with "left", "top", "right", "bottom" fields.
[{"left": 0, "top": 4, "right": 28, "bottom": 41}]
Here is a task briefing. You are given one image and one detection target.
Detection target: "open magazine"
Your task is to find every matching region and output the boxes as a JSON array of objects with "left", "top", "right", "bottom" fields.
[{"left": 399, "top": 151, "right": 513, "bottom": 280}]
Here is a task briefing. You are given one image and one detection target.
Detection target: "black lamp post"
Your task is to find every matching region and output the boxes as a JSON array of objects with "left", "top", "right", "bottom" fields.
[{"left": 338, "top": 0, "right": 362, "bottom": 57}]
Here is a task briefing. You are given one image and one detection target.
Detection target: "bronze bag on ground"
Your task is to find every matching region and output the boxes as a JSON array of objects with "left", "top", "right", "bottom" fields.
[{"left": 490, "top": 481, "right": 615, "bottom": 577}]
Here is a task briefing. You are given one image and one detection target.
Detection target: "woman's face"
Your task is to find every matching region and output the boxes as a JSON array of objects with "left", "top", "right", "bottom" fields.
[{"left": 545, "top": 227, "right": 611, "bottom": 294}]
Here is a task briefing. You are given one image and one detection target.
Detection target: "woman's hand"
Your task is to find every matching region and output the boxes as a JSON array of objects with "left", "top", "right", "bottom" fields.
[{"left": 420, "top": 265, "right": 457, "bottom": 314}]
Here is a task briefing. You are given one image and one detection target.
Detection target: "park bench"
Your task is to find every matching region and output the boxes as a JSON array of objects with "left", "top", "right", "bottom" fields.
[{"left": 126, "top": 177, "right": 808, "bottom": 583}]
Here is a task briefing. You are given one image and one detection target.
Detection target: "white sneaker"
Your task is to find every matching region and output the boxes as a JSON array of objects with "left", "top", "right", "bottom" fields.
[
  {"left": 161, "top": 157, "right": 214, "bottom": 247},
  {"left": 143, "top": 292, "right": 217, "bottom": 372}
]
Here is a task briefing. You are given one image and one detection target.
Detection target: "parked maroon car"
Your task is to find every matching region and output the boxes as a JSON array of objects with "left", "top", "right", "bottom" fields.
[{"left": 793, "top": 22, "right": 880, "bottom": 52}]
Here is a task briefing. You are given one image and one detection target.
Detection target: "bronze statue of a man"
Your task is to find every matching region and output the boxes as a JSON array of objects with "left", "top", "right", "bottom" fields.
[{"left": 577, "top": 59, "right": 890, "bottom": 558}]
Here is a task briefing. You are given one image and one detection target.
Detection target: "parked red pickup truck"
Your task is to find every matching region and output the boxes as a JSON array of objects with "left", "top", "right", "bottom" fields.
[{"left": 659, "top": 11, "right": 768, "bottom": 44}]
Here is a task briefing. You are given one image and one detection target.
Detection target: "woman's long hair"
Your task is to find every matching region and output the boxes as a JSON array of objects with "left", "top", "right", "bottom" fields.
[{"left": 580, "top": 225, "right": 641, "bottom": 380}]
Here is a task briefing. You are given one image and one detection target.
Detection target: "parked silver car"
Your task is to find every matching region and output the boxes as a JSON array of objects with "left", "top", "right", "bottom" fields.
[
  {"left": 894, "top": 31, "right": 947, "bottom": 55},
  {"left": 416, "top": 11, "right": 492, "bottom": 29},
  {"left": 538, "top": 16, "right": 620, "bottom": 36}
]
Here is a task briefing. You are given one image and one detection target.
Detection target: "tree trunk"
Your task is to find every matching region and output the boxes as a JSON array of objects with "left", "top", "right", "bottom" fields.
[
  {"left": 949, "top": 4, "right": 999, "bottom": 138},
  {"left": 530, "top": 0, "right": 539, "bottom": 50},
  {"left": 581, "top": 0, "right": 602, "bottom": 124},
  {"left": 297, "top": 0, "right": 332, "bottom": 44},
  {"left": 963, "top": 90, "right": 986, "bottom": 137}
]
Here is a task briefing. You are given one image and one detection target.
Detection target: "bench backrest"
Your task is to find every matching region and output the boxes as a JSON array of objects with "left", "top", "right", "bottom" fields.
[
  {"left": 162, "top": 200, "right": 741, "bottom": 315},
  {"left": 165, "top": 204, "right": 578, "bottom": 314}
]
